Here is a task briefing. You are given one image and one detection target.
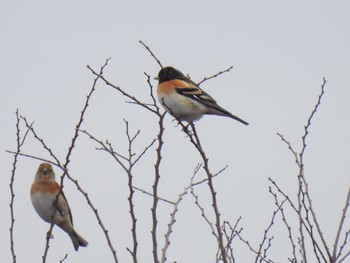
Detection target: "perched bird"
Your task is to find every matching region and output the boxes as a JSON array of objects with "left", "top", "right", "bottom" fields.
[
  {"left": 30, "top": 163, "right": 88, "bottom": 251},
  {"left": 156, "top": 66, "right": 249, "bottom": 125}
]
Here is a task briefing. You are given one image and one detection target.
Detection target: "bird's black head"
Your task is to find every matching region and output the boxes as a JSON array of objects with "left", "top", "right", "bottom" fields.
[{"left": 157, "top": 66, "right": 188, "bottom": 83}]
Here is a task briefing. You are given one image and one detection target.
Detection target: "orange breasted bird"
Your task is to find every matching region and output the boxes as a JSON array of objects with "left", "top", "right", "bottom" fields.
[
  {"left": 156, "top": 66, "right": 249, "bottom": 125},
  {"left": 31, "top": 163, "right": 88, "bottom": 251}
]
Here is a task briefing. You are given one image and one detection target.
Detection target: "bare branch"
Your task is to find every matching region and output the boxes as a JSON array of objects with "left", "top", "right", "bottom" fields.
[
  {"left": 59, "top": 254, "right": 68, "bottom": 263},
  {"left": 192, "top": 165, "right": 228, "bottom": 187},
  {"left": 298, "top": 78, "right": 331, "bottom": 261},
  {"left": 87, "top": 64, "right": 159, "bottom": 115},
  {"left": 8, "top": 109, "right": 31, "bottom": 263},
  {"left": 179, "top": 122, "right": 228, "bottom": 263},
  {"left": 151, "top": 113, "right": 166, "bottom": 263},
  {"left": 270, "top": 187, "right": 297, "bottom": 262},
  {"left": 6, "top": 151, "right": 58, "bottom": 167},
  {"left": 197, "top": 66, "right": 233, "bottom": 86},
  {"left": 300, "top": 78, "right": 326, "bottom": 158},
  {"left": 276, "top": 133, "right": 300, "bottom": 167},
  {"left": 338, "top": 246, "right": 350, "bottom": 263},
  {"left": 223, "top": 219, "right": 242, "bottom": 263},
  {"left": 191, "top": 186, "right": 218, "bottom": 240},
  {"left": 161, "top": 164, "right": 202, "bottom": 263},
  {"left": 234, "top": 230, "right": 274, "bottom": 263},
  {"left": 269, "top": 177, "right": 327, "bottom": 261},
  {"left": 81, "top": 114, "right": 163, "bottom": 263},
  {"left": 333, "top": 185, "right": 350, "bottom": 262},
  {"left": 132, "top": 186, "right": 175, "bottom": 205},
  {"left": 139, "top": 40, "right": 163, "bottom": 68},
  {"left": 20, "top": 116, "right": 62, "bottom": 166},
  {"left": 254, "top": 187, "right": 285, "bottom": 263},
  {"left": 144, "top": 72, "right": 160, "bottom": 112}
]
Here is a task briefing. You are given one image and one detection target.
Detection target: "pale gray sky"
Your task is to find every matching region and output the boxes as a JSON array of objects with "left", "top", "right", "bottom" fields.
[{"left": 1, "top": 1, "right": 350, "bottom": 262}]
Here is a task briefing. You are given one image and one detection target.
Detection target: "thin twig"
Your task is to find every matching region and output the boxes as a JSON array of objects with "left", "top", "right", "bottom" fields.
[
  {"left": 191, "top": 186, "right": 218, "bottom": 240},
  {"left": 254, "top": 187, "right": 285, "bottom": 263},
  {"left": 197, "top": 66, "right": 233, "bottom": 86},
  {"left": 151, "top": 113, "right": 166, "bottom": 263},
  {"left": 222, "top": 219, "right": 242, "bottom": 263},
  {"left": 20, "top": 116, "right": 62, "bottom": 167},
  {"left": 234, "top": 230, "right": 274, "bottom": 263},
  {"left": 298, "top": 78, "right": 331, "bottom": 261},
  {"left": 192, "top": 165, "right": 228, "bottom": 187},
  {"left": 270, "top": 187, "right": 297, "bottom": 262},
  {"left": 139, "top": 40, "right": 163, "bottom": 68},
  {"left": 124, "top": 120, "right": 139, "bottom": 263},
  {"left": 132, "top": 186, "right": 175, "bottom": 205},
  {"left": 144, "top": 72, "right": 159, "bottom": 111},
  {"left": 45, "top": 58, "right": 113, "bottom": 263},
  {"left": 269, "top": 177, "right": 327, "bottom": 261},
  {"left": 8, "top": 110, "right": 31, "bottom": 263},
  {"left": 161, "top": 164, "right": 202, "bottom": 263},
  {"left": 59, "top": 254, "right": 68, "bottom": 263},
  {"left": 180, "top": 122, "right": 228, "bottom": 263},
  {"left": 333, "top": 185, "right": 350, "bottom": 262},
  {"left": 80, "top": 117, "right": 161, "bottom": 263}
]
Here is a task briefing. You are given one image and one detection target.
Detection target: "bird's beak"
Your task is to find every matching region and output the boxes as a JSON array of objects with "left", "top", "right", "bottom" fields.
[{"left": 154, "top": 76, "right": 158, "bottom": 80}]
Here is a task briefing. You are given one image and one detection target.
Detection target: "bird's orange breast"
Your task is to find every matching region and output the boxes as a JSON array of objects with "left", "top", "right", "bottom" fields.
[
  {"left": 31, "top": 181, "right": 60, "bottom": 195},
  {"left": 157, "top": 79, "right": 189, "bottom": 94}
]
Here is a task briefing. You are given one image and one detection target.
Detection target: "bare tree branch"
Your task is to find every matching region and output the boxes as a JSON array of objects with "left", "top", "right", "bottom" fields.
[
  {"left": 298, "top": 78, "right": 331, "bottom": 261},
  {"left": 8, "top": 109, "right": 32, "bottom": 263},
  {"left": 87, "top": 64, "right": 159, "bottom": 115},
  {"left": 197, "top": 66, "right": 233, "bottom": 86},
  {"left": 139, "top": 40, "right": 163, "bottom": 69},
  {"left": 179, "top": 122, "right": 228, "bottom": 263},
  {"left": 333, "top": 185, "right": 350, "bottom": 262},
  {"left": 270, "top": 186, "right": 297, "bottom": 262},
  {"left": 160, "top": 164, "right": 202, "bottom": 263}
]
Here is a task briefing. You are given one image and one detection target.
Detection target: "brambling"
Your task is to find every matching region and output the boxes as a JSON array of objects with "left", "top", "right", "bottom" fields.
[
  {"left": 156, "top": 66, "right": 249, "bottom": 125},
  {"left": 30, "top": 163, "right": 88, "bottom": 251}
]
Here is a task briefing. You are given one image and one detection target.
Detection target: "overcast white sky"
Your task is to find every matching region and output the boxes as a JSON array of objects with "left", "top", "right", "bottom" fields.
[{"left": 1, "top": 1, "right": 350, "bottom": 262}]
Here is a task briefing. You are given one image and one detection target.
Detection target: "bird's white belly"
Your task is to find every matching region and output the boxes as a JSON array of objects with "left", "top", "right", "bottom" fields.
[
  {"left": 158, "top": 92, "right": 206, "bottom": 121},
  {"left": 31, "top": 192, "right": 62, "bottom": 224}
]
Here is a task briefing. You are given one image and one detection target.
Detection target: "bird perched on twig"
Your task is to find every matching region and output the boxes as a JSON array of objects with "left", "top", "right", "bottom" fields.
[
  {"left": 156, "top": 66, "right": 249, "bottom": 125},
  {"left": 30, "top": 163, "right": 88, "bottom": 251}
]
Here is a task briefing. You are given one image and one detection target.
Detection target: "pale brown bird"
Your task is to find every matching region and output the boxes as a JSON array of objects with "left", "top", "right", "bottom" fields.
[{"left": 30, "top": 163, "right": 88, "bottom": 251}]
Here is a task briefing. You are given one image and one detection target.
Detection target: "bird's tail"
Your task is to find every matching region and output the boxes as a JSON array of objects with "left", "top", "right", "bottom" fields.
[
  {"left": 226, "top": 112, "right": 249, "bottom": 125},
  {"left": 70, "top": 230, "right": 89, "bottom": 251},
  {"left": 208, "top": 106, "right": 249, "bottom": 125}
]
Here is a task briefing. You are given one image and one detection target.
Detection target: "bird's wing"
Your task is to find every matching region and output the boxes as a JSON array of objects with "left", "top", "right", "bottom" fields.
[
  {"left": 54, "top": 185, "right": 74, "bottom": 225},
  {"left": 175, "top": 84, "right": 219, "bottom": 106}
]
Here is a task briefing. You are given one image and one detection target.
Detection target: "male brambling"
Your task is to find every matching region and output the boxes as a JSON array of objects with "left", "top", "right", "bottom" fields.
[
  {"left": 30, "top": 163, "right": 88, "bottom": 251},
  {"left": 156, "top": 66, "right": 249, "bottom": 125}
]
